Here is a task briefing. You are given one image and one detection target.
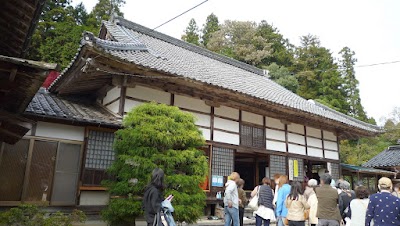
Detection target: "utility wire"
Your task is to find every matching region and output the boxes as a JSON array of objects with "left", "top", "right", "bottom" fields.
[
  {"left": 356, "top": 60, "right": 400, "bottom": 68},
  {"left": 153, "top": 0, "right": 209, "bottom": 30}
]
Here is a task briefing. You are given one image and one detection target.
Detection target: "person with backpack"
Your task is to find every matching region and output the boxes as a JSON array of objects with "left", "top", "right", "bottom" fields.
[{"left": 285, "top": 181, "right": 310, "bottom": 226}]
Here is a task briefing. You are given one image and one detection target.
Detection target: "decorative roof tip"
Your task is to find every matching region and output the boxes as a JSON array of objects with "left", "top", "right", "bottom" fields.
[{"left": 388, "top": 145, "right": 400, "bottom": 150}]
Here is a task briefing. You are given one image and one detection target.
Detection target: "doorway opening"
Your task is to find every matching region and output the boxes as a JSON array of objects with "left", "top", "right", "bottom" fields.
[
  {"left": 305, "top": 160, "right": 327, "bottom": 184},
  {"left": 234, "top": 153, "right": 269, "bottom": 191}
]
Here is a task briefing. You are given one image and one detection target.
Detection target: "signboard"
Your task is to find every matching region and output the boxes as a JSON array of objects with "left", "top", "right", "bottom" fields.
[
  {"left": 288, "top": 160, "right": 294, "bottom": 180},
  {"left": 211, "top": 175, "right": 224, "bottom": 187},
  {"left": 293, "top": 160, "right": 299, "bottom": 177}
]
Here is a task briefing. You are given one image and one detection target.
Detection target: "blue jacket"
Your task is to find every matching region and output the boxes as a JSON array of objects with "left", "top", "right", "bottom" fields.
[{"left": 276, "top": 184, "right": 291, "bottom": 217}]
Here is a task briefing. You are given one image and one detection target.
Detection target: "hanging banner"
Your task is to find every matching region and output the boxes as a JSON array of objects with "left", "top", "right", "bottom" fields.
[
  {"left": 288, "top": 159, "right": 294, "bottom": 180},
  {"left": 293, "top": 160, "right": 299, "bottom": 177}
]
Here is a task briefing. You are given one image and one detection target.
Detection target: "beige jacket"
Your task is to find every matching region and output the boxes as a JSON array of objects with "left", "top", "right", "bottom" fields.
[
  {"left": 285, "top": 195, "right": 310, "bottom": 221},
  {"left": 307, "top": 193, "right": 318, "bottom": 224}
]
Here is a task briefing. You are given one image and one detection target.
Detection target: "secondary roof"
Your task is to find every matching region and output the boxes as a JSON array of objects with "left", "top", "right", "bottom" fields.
[{"left": 363, "top": 146, "right": 400, "bottom": 168}]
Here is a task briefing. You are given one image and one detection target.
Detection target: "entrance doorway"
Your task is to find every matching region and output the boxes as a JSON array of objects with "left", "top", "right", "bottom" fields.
[
  {"left": 305, "top": 160, "right": 327, "bottom": 184},
  {"left": 234, "top": 153, "right": 269, "bottom": 190}
]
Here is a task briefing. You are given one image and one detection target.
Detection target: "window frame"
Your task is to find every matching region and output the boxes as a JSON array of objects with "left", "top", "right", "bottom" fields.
[{"left": 239, "top": 122, "right": 265, "bottom": 148}]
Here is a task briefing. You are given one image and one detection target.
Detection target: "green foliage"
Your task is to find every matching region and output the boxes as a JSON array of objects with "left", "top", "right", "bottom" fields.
[
  {"left": 207, "top": 20, "right": 272, "bottom": 66},
  {"left": 201, "top": 13, "right": 220, "bottom": 46},
  {"left": 102, "top": 103, "right": 208, "bottom": 225},
  {"left": 87, "top": 0, "right": 125, "bottom": 28},
  {"left": 0, "top": 204, "right": 86, "bottom": 226},
  {"left": 182, "top": 19, "right": 201, "bottom": 46},
  {"left": 265, "top": 63, "right": 298, "bottom": 93}
]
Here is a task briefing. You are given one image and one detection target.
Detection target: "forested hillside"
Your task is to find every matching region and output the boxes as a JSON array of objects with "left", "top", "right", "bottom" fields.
[{"left": 26, "top": 2, "right": 398, "bottom": 166}]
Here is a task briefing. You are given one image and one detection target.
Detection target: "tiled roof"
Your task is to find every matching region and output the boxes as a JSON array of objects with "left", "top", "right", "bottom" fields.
[
  {"left": 50, "top": 17, "right": 382, "bottom": 134},
  {"left": 362, "top": 146, "right": 400, "bottom": 168},
  {"left": 341, "top": 163, "right": 394, "bottom": 175},
  {"left": 25, "top": 88, "right": 121, "bottom": 127}
]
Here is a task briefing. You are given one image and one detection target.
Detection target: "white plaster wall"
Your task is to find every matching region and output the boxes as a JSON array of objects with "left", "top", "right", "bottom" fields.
[
  {"left": 325, "top": 150, "right": 339, "bottom": 160},
  {"left": 324, "top": 140, "right": 338, "bottom": 151},
  {"left": 79, "top": 191, "right": 109, "bottom": 206},
  {"left": 124, "top": 99, "right": 144, "bottom": 112},
  {"left": 189, "top": 112, "right": 211, "bottom": 127},
  {"left": 266, "top": 140, "right": 286, "bottom": 152},
  {"left": 213, "top": 130, "right": 239, "bottom": 145},
  {"left": 323, "top": 131, "right": 337, "bottom": 141},
  {"left": 266, "top": 129, "right": 285, "bottom": 141},
  {"left": 103, "top": 87, "right": 121, "bottom": 105},
  {"left": 106, "top": 100, "right": 120, "bottom": 114},
  {"left": 214, "top": 117, "right": 239, "bottom": 133},
  {"left": 307, "top": 137, "right": 323, "bottom": 148},
  {"left": 126, "top": 86, "right": 170, "bottom": 104},
  {"left": 266, "top": 117, "right": 285, "bottom": 130},
  {"left": 308, "top": 147, "right": 323, "bottom": 158},
  {"left": 199, "top": 128, "right": 211, "bottom": 140},
  {"left": 242, "top": 111, "right": 263, "bottom": 125},
  {"left": 174, "top": 95, "right": 210, "bottom": 113},
  {"left": 288, "top": 144, "right": 306, "bottom": 155},
  {"left": 36, "top": 122, "right": 85, "bottom": 141},
  {"left": 288, "top": 133, "right": 305, "bottom": 145},
  {"left": 287, "top": 123, "right": 304, "bottom": 134},
  {"left": 214, "top": 105, "right": 239, "bottom": 120},
  {"left": 306, "top": 127, "right": 321, "bottom": 138}
]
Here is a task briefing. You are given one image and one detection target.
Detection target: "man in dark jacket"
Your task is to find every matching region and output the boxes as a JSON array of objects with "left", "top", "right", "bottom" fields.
[{"left": 315, "top": 173, "right": 341, "bottom": 226}]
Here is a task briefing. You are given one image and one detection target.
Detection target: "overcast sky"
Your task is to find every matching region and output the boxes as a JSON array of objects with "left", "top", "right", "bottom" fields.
[{"left": 75, "top": 0, "right": 400, "bottom": 124}]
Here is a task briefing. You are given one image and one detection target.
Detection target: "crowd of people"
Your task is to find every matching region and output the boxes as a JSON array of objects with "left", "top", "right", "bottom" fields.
[{"left": 223, "top": 172, "right": 400, "bottom": 226}]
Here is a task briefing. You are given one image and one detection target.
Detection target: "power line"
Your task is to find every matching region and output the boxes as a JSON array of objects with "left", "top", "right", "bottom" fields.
[
  {"left": 153, "top": 0, "right": 209, "bottom": 30},
  {"left": 356, "top": 60, "right": 400, "bottom": 68}
]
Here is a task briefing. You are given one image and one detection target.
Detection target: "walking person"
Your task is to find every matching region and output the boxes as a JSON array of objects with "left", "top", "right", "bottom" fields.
[
  {"left": 143, "top": 168, "right": 165, "bottom": 226},
  {"left": 224, "top": 172, "right": 241, "bottom": 226},
  {"left": 307, "top": 179, "right": 319, "bottom": 226},
  {"left": 276, "top": 175, "right": 291, "bottom": 226},
  {"left": 315, "top": 173, "right": 341, "bottom": 226},
  {"left": 338, "top": 181, "right": 355, "bottom": 224},
  {"left": 346, "top": 186, "right": 370, "bottom": 226},
  {"left": 273, "top": 174, "right": 281, "bottom": 207},
  {"left": 392, "top": 183, "right": 400, "bottom": 197},
  {"left": 366, "top": 177, "right": 400, "bottom": 226},
  {"left": 253, "top": 178, "right": 276, "bottom": 226},
  {"left": 237, "top": 179, "right": 248, "bottom": 226},
  {"left": 285, "top": 181, "right": 310, "bottom": 226}
]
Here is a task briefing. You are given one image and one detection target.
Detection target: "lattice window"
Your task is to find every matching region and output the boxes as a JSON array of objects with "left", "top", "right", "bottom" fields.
[
  {"left": 211, "top": 147, "right": 234, "bottom": 176},
  {"left": 83, "top": 130, "right": 115, "bottom": 186},
  {"left": 330, "top": 163, "right": 340, "bottom": 181},
  {"left": 240, "top": 124, "right": 265, "bottom": 148},
  {"left": 270, "top": 155, "right": 286, "bottom": 176},
  {"left": 289, "top": 157, "right": 304, "bottom": 182}
]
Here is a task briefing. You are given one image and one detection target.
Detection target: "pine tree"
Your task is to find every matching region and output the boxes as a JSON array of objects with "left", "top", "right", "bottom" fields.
[
  {"left": 201, "top": 13, "right": 219, "bottom": 47},
  {"left": 101, "top": 103, "right": 208, "bottom": 225},
  {"left": 339, "top": 47, "right": 368, "bottom": 121},
  {"left": 181, "top": 18, "right": 200, "bottom": 45},
  {"left": 266, "top": 63, "right": 298, "bottom": 93}
]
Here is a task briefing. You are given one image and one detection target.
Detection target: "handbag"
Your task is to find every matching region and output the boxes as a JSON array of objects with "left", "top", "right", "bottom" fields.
[{"left": 248, "top": 186, "right": 260, "bottom": 211}]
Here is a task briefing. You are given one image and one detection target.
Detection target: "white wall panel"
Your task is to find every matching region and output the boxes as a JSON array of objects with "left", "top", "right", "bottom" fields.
[
  {"left": 199, "top": 128, "right": 211, "bottom": 140},
  {"left": 266, "top": 140, "right": 286, "bottom": 152},
  {"left": 308, "top": 147, "right": 323, "bottom": 158},
  {"left": 175, "top": 95, "right": 210, "bottom": 113},
  {"left": 106, "top": 100, "right": 120, "bottom": 114},
  {"left": 214, "top": 105, "right": 239, "bottom": 120},
  {"left": 242, "top": 111, "right": 263, "bottom": 125},
  {"left": 79, "top": 191, "right": 109, "bottom": 206},
  {"left": 266, "top": 129, "right": 285, "bottom": 141},
  {"left": 266, "top": 117, "right": 285, "bottom": 130},
  {"left": 190, "top": 112, "right": 211, "bottom": 127},
  {"left": 306, "top": 127, "right": 321, "bottom": 138},
  {"left": 287, "top": 123, "right": 304, "bottom": 134},
  {"left": 307, "top": 137, "right": 323, "bottom": 148},
  {"left": 323, "top": 131, "right": 337, "bottom": 141},
  {"left": 288, "top": 144, "right": 306, "bottom": 155},
  {"left": 214, "top": 117, "right": 239, "bottom": 133},
  {"left": 124, "top": 99, "right": 143, "bottom": 112},
  {"left": 325, "top": 150, "right": 339, "bottom": 160},
  {"left": 288, "top": 133, "right": 305, "bottom": 145},
  {"left": 36, "top": 122, "right": 85, "bottom": 141},
  {"left": 103, "top": 87, "right": 121, "bottom": 105},
  {"left": 213, "top": 130, "right": 239, "bottom": 145},
  {"left": 126, "top": 86, "right": 170, "bottom": 104},
  {"left": 324, "top": 140, "right": 338, "bottom": 151}
]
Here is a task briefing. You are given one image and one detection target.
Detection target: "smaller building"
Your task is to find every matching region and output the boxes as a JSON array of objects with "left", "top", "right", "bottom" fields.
[{"left": 363, "top": 145, "right": 400, "bottom": 180}]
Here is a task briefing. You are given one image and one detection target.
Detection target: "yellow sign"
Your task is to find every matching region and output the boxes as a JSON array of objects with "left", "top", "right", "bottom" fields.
[{"left": 293, "top": 160, "right": 299, "bottom": 177}]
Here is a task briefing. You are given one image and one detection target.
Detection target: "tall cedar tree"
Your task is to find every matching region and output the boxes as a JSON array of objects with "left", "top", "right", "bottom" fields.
[
  {"left": 339, "top": 47, "right": 368, "bottom": 121},
  {"left": 182, "top": 18, "right": 201, "bottom": 45},
  {"left": 28, "top": 0, "right": 124, "bottom": 68},
  {"left": 266, "top": 63, "right": 298, "bottom": 93},
  {"left": 101, "top": 103, "right": 208, "bottom": 225},
  {"left": 201, "top": 13, "right": 219, "bottom": 46}
]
